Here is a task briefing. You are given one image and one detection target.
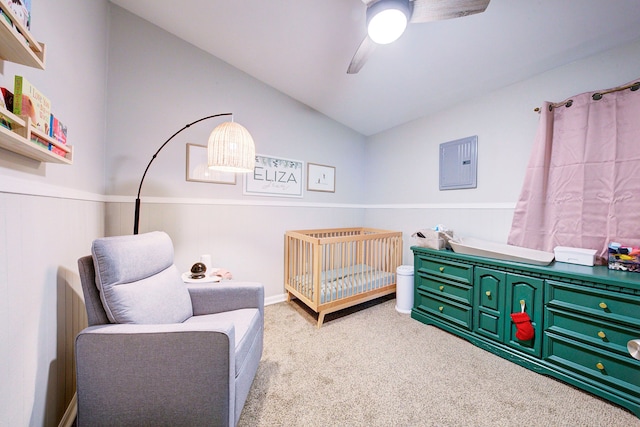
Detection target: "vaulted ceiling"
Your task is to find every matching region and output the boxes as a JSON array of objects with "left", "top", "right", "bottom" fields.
[{"left": 110, "top": 0, "right": 640, "bottom": 136}]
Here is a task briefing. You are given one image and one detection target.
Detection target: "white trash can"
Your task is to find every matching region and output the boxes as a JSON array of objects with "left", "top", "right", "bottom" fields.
[{"left": 395, "top": 265, "right": 414, "bottom": 314}]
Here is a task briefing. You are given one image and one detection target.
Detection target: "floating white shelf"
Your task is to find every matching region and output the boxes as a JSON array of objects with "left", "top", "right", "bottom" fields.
[{"left": 0, "top": 107, "right": 72, "bottom": 164}]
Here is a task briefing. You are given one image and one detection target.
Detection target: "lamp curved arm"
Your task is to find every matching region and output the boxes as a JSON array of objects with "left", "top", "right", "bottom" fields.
[{"left": 134, "top": 113, "right": 232, "bottom": 234}]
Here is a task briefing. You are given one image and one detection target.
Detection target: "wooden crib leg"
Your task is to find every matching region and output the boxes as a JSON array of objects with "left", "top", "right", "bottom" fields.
[{"left": 317, "top": 312, "right": 326, "bottom": 328}]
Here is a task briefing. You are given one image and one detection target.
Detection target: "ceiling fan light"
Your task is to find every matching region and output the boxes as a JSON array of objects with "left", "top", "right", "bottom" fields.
[{"left": 367, "top": 0, "right": 411, "bottom": 45}]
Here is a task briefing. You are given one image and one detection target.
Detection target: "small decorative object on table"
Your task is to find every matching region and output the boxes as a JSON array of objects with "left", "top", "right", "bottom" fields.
[
  {"left": 182, "top": 261, "right": 232, "bottom": 283},
  {"left": 553, "top": 246, "right": 596, "bottom": 266},
  {"left": 608, "top": 242, "right": 640, "bottom": 272},
  {"left": 190, "top": 262, "right": 207, "bottom": 279},
  {"left": 412, "top": 224, "right": 454, "bottom": 250}
]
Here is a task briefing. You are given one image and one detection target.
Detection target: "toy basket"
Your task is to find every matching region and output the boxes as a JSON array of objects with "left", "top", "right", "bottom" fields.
[{"left": 412, "top": 229, "right": 454, "bottom": 250}]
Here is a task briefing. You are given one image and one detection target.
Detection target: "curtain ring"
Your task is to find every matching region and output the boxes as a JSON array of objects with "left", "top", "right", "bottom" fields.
[
  {"left": 592, "top": 93, "right": 603, "bottom": 101},
  {"left": 565, "top": 100, "right": 573, "bottom": 108},
  {"left": 631, "top": 82, "right": 640, "bottom": 92}
]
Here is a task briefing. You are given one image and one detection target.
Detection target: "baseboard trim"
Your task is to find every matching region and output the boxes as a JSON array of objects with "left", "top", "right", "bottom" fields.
[
  {"left": 265, "top": 293, "right": 287, "bottom": 306},
  {"left": 58, "top": 393, "right": 77, "bottom": 427}
]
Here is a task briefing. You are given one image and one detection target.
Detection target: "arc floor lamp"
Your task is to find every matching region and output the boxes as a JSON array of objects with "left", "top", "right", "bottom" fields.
[{"left": 133, "top": 113, "right": 256, "bottom": 234}]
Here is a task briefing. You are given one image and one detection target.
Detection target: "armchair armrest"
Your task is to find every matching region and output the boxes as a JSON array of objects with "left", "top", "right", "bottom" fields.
[
  {"left": 75, "top": 323, "right": 236, "bottom": 426},
  {"left": 187, "top": 281, "right": 264, "bottom": 317}
]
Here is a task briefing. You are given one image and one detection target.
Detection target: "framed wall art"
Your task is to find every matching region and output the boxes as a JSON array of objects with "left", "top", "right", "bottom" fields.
[
  {"left": 307, "top": 163, "right": 335, "bottom": 193},
  {"left": 186, "top": 143, "right": 236, "bottom": 184},
  {"left": 244, "top": 154, "right": 304, "bottom": 197}
]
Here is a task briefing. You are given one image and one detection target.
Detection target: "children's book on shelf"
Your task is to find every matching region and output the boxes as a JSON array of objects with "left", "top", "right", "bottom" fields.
[
  {"left": 0, "top": 87, "right": 13, "bottom": 129},
  {"left": 30, "top": 133, "right": 66, "bottom": 157},
  {"left": 1, "top": 87, "right": 13, "bottom": 111},
  {"left": 0, "top": 1, "right": 30, "bottom": 47},
  {"left": 49, "top": 115, "right": 67, "bottom": 145},
  {"left": 14, "top": 75, "right": 51, "bottom": 134},
  {"left": 1, "top": 0, "right": 30, "bottom": 30},
  {"left": 50, "top": 145, "right": 66, "bottom": 157},
  {"left": 30, "top": 133, "right": 47, "bottom": 149}
]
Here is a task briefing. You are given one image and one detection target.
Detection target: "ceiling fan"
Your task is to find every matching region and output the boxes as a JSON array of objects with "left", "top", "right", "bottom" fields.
[{"left": 347, "top": 0, "right": 491, "bottom": 74}]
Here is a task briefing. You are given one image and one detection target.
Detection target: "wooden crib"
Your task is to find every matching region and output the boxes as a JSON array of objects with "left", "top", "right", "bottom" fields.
[{"left": 284, "top": 227, "right": 403, "bottom": 327}]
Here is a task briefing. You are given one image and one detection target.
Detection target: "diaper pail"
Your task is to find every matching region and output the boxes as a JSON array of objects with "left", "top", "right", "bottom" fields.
[{"left": 395, "top": 265, "right": 414, "bottom": 314}]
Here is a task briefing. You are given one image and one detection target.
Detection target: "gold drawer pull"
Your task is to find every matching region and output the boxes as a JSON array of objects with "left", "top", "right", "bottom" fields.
[
  {"left": 485, "top": 291, "right": 491, "bottom": 297},
  {"left": 597, "top": 331, "right": 606, "bottom": 339},
  {"left": 439, "top": 267, "right": 445, "bottom": 273},
  {"left": 599, "top": 302, "right": 608, "bottom": 309},
  {"left": 596, "top": 362, "right": 605, "bottom": 371},
  {"left": 438, "top": 306, "right": 444, "bottom": 312},
  {"left": 439, "top": 285, "right": 444, "bottom": 291}
]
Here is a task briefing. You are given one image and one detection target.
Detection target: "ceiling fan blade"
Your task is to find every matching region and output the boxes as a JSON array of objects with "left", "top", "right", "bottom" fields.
[
  {"left": 410, "top": 0, "right": 490, "bottom": 23},
  {"left": 347, "top": 36, "right": 377, "bottom": 74}
]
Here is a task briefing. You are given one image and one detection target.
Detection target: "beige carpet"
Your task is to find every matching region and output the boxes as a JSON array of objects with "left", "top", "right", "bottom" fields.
[{"left": 239, "top": 297, "right": 638, "bottom": 426}]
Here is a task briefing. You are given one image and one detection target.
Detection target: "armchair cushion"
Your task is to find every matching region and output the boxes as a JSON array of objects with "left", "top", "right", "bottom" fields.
[
  {"left": 91, "top": 231, "right": 193, "bottom": 324},
  {"left": 185, "top": 308, "right": 261, "bottom": 376}
]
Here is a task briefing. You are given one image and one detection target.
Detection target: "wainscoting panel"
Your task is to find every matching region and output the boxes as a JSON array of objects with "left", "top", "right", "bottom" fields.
[
  {"left": 1, "top": 192, "right": 103, "bottom": 426},
  {"left": 105, "top": 201, "right": 366, "bottom": 300},
  {"left": 57, "top": 266, "right": 87, "bottom": 423},
  {"left": 105, "top": 200, "right": 516, "bottom": 300}
]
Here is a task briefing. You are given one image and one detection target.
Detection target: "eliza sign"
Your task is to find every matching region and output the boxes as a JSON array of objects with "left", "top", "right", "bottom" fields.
[{"left": 244, "top": 154, "right": 304, "bottom": 197}]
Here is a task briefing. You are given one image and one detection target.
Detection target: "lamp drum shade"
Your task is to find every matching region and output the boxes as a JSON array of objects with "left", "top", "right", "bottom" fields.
[{"left": 207, "top": 121, "right": 256, "bottom": 173}]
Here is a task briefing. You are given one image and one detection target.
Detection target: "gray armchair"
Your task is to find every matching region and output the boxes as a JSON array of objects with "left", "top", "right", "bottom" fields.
[{"left": 75, "top": 231, "right": 263, "bottom": 426}]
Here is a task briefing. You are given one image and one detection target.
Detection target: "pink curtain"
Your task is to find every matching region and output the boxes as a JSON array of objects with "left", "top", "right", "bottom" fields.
[{"left": 508, "top": 79, "right": 640, "bottom": 264}]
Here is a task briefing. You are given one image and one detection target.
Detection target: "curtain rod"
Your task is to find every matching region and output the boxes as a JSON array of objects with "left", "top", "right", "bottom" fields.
[{"left": 534, "top": 81, "right": 640, "bottom": 113}]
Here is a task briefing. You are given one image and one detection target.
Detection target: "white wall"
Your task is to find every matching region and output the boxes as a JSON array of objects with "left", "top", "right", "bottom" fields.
[
  {"left": 0, "top": 1, "right": 109, "bottom": 425},
  {"left": 105, "top": 6, "right": 368, "bottom": 301},
  {"left": 364, "top": 37, "right": 640, "bottom": 263}
]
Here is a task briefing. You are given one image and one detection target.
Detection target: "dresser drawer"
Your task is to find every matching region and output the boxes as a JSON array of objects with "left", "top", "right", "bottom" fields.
[
  {"left": 545, "top": 307, "right": 640, "bottom": 357},
  {"left": 544, "top": 332, "right": 640, "bottom": 398},
  {"left": 417, "top": 270, "right": 473, "bottom": 305},
  {"left": 416, "top": 292, "right": 472, "bottom": 330},
  {"left": 416, "top": 255, "right": 472, "bottom": 284},
  {"left": 546, "top": 280, "right": 640, "bottom": 326}
]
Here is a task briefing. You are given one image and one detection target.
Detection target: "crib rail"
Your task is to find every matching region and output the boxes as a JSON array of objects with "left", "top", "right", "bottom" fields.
[{"left": 284, "top": 228, "right": 403, "bottom": 315}]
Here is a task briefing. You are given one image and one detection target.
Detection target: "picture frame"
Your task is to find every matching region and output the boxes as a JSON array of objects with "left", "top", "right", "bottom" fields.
[
  {"left": 244, "top": 154, "right": 304, "bottom": 198},
  {"left": 307, "top": 163, "right": 335, "bottom": 193},
  {"left": 186, "top": 143, "right": 236, "bottom": 185}
]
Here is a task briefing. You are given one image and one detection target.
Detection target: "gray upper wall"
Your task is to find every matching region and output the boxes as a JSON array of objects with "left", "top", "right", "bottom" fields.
[
  {"left": 0, "top": 0, "right": 109, "bottom": 195},
  {"left": 364, "top": 38, "right": 640, "bottom": 205},
  {"left": 107, "top": 4, "right": 640, "bottom": 208},
  {"left": 106, "top": 5, "right": 367, "bottom": 204},
  {"left": 1, "top": 2, "right": 639, "bottom": 208}
]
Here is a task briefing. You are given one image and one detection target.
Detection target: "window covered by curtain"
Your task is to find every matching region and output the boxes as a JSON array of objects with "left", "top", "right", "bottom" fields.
[{"left": 508, "top": 79, "right": 640, "bottom": 264}]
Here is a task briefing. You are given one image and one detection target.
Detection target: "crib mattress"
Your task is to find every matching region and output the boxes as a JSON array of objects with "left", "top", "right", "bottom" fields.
[{"left": 293, "top": 264, "right": 396, "bottom": 303}]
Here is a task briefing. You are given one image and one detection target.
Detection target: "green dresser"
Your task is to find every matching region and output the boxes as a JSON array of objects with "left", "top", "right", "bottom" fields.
[{"left": 412, "top": 247, "right": 640, "bottom": 418}]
